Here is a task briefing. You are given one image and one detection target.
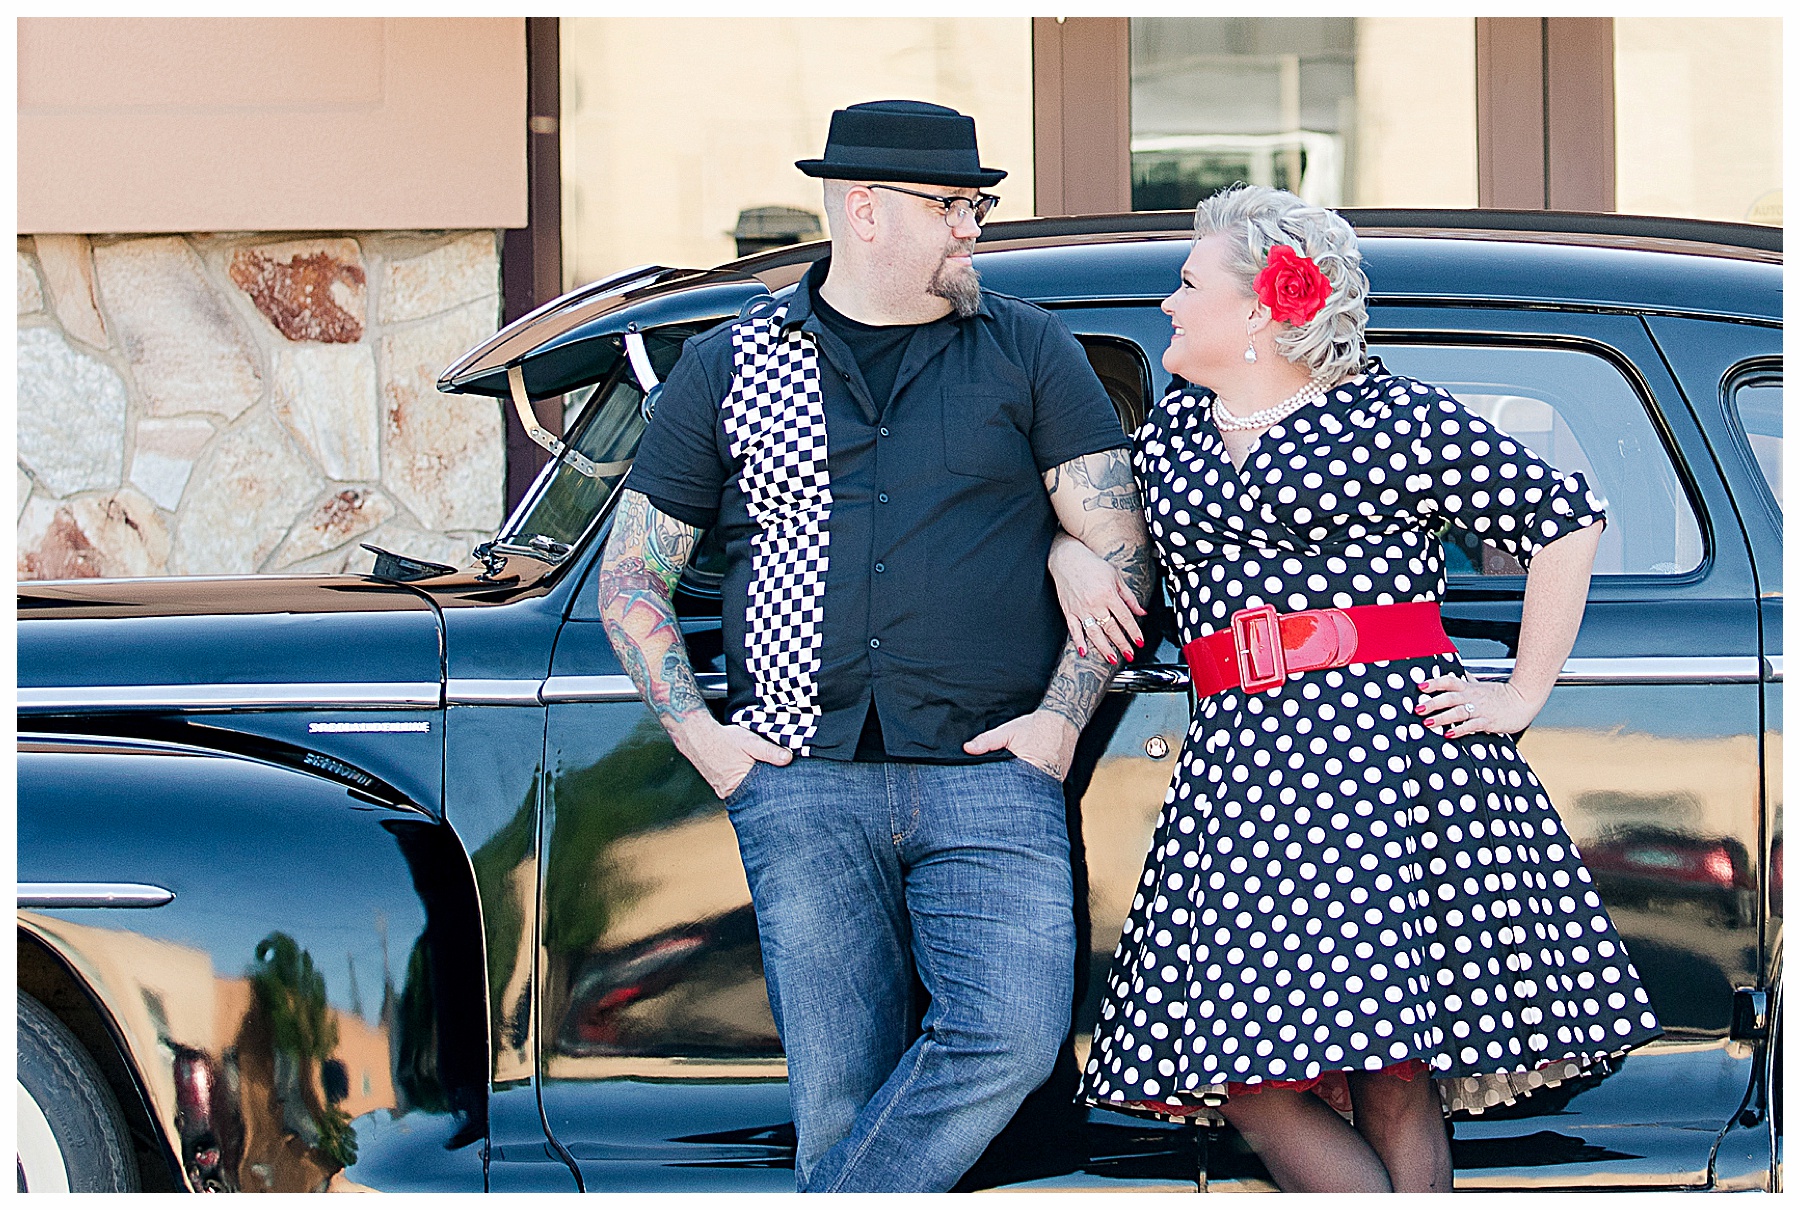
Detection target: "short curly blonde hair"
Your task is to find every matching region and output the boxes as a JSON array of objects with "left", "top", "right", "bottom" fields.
[{"left": 1193, "top": 184, "right": 1370, "bottom": 380}]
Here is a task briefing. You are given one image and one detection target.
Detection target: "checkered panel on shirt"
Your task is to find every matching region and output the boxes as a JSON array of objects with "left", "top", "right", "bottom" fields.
[{"left": 721, "top": 307, "right": 834, "bottom": 754}]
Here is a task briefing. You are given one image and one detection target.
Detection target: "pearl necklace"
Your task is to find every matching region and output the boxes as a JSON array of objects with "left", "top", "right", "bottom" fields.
[{"left": 1211, "top": 374, "right": 1330, "bottom": 432}]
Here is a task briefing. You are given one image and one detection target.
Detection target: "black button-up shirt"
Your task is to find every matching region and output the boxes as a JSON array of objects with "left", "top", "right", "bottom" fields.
[{"left": 625, "top": 258, "right": 1128, "bottom": 761}]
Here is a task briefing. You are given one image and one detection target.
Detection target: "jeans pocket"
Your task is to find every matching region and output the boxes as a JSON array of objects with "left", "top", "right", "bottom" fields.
[
  {"left": 724, "top": 758, "right": 768, "bottom": 807},
  {"left": 1010, "top": 754, "right": 1065, "bottom": 789}
]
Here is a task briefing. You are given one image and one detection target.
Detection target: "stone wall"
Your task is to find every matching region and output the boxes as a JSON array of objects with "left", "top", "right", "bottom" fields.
[{"left": 17, "top": 231, "right": 506, "bottom": 580}]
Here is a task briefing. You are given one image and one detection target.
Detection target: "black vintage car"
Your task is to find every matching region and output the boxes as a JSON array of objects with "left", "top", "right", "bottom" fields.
[{"left": 17, "top": 210, "right": 1781, "bottom": 1193}]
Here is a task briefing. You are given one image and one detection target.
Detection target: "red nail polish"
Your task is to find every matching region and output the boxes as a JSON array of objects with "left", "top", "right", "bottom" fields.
[
  {"left": 1078, "top": 646, "right": 1085, "bottom": 657},
  {"left": 1107, "top": 654, "right": 1117, "bottom": 665},
  {"left": 1135, "top": 637, "right": 1145, "bottom": 647}
]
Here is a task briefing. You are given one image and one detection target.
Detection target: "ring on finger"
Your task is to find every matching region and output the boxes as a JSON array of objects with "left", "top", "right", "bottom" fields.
[{"left": 1082, "top": 616, "right": 1100, "bottom": 628}]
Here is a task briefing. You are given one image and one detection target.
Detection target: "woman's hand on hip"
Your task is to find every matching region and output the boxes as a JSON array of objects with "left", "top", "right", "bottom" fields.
[
  {"left": 1048, "top": 531, "right": 1146, "bottom": 664},
  {"left": 1414, "top": 673, "right": 1545, "bottom": 739}
]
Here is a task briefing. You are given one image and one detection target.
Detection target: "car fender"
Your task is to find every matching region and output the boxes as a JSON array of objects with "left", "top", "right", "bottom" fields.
[{"left": 17, "top": 733, "right": 490, "bottom": 1193}]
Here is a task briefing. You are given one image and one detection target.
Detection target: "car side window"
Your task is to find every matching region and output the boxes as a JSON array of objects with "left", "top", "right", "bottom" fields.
[
  {"left": 1079, "top": 335, "right": 1152, "bottom": 434},
  {"left": 1376, "top": 342, "right": 1704, "bottom": 577},
  {"left": 1726, "top": 369, "right": 1781, "bottom": 512},
  {"left": 505, "top": 327, "right": 703, "bottom": 562}
]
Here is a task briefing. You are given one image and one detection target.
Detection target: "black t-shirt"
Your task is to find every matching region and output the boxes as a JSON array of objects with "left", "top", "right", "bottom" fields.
[
  {"left": 809, "top": 292, "right": 941, "bottom": 761},
  {"left": 625, "top": 257, "right": 1129, "bottom": 762},
  {"left": 811, "top": 289, "right": 939, "bottom": 417}
]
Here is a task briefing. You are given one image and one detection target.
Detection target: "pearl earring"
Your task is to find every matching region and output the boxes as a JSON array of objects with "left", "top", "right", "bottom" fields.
[{"left": 1244, "top": 337, "right": 1257, "bottom": 364}]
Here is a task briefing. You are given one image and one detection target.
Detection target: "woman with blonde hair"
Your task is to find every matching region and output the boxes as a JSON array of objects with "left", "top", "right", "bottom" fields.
[{"left": 1053, "top": 185, "right": 1659, "bottom": 1191}]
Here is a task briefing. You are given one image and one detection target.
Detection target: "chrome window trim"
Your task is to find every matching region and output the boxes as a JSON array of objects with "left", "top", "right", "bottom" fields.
[
  {"left": 1106, "top": 657, "right": 1755, "bottom": 693},
  {"left": 1110, "top": 666, "right": 1191, "bottom": 692},
  {"left": 1766, "top": 655, "right": 1783, "bottom": 682},
  {"left": 18, "top": 658, "right": 1760, "bottom": 717},
  {"left": 541, "top": 672, "right": 726, "bottom": 703},
  {"left": 447, "top": 679, "right": 546, "bottom": 706},
  {"left": 1462, "top": 656, "right": 1762, "bottom": 684},
  {"left": 540, "top": 674, "right": 648, "bottom": 703},
  {"left": 17, "top": 682, "right": 442, "bottom": 713},
  {"left": 18, "top": 882, "right": 175, "bottom": 909}
]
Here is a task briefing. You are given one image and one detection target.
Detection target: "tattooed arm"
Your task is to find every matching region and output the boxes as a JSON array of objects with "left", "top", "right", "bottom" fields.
[
  {"left": 598, "top": 489, "right": 791, "bottom": 795},
  {"left": 964, "top": 448, "right": 1152, "bottom": 779}
]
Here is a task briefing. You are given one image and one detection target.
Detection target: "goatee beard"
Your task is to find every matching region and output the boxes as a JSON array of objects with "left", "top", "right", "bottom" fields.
[{"left": 928, "top": 256, "right": 982, "bottom": 318}]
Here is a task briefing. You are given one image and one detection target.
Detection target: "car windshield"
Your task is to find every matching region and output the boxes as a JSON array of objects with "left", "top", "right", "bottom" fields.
[{"left": 495, "top": 328, "right": 697, "bottom": 560}]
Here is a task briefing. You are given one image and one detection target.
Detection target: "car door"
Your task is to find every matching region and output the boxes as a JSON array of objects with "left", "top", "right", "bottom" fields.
[
  {"left": 1364, "top": 306, "right": 1766, "bottom": 1189},
  {"left": 534, "top": 312, "right": 1203, "bottom": 1191},
  {"left": 1640, "top": 314, "right": 1781, "bottom": 1188}
]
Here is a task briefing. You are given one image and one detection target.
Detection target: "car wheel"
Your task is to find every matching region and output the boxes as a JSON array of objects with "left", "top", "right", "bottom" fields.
[{"left": 16, "top": 991, "right": 139, "bottom": 1192}]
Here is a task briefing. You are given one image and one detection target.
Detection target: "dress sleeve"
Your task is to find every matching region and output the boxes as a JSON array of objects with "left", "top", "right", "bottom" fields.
[{"left": 1409, "top": 383, "right": 1608, "bottom": 568}]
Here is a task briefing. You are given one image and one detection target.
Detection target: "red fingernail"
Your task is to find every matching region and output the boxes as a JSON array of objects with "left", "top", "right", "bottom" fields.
[
  {"left": 1135, "top": 638, "right": 1145, "bottom": 647},
  {"left": 1107, "top": 654, "right": 1117, "bottom": 665},
  {"left": 1125, "top": 651, "right": 1134, "bottom": 661},
  {"left": 1078, "top": 646, "right": 1086, "bottom": 657}
]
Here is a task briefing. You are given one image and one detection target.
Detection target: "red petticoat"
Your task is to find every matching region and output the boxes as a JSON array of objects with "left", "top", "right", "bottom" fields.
[{"left": 1130, "top": 1057, "right": 1431, "bottom": 1118}]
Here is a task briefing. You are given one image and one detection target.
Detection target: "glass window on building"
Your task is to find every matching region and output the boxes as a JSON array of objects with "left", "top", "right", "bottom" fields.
[
  {"left": 1128, "top": 18, "right": 1477, "bottom": 213},
  {"left": 1614, "top": 19, "right": 1782, "bottom": 226}
]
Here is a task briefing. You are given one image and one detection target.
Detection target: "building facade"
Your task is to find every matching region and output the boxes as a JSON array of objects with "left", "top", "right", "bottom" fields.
[
  {"left": 17, "top": 17, "right": 1780, "bottom": 580},
  {"left": 17, "top": 18, "right": 523, "bottom": 580}
]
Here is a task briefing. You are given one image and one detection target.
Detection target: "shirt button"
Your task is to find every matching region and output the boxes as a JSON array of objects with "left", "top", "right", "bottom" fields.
[
  {"left": 878, "top": 493, "right": 889, "bottom": 503},
  {"left": 869, "top": 638, "right": 881, "bottom": 649},
  {"left": 874, "top": 562, "right": 885, "bottom": 573},
  {"left": 879, "top": 427, "right": 890, "bottom": 437}
]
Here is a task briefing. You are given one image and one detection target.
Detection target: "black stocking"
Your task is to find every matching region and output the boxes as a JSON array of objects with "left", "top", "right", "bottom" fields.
[{"left": 1218, "top": 1087, "right": 1392, "bottom": 1192}]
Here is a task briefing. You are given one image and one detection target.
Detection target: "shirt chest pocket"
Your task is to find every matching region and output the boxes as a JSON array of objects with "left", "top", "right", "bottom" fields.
[{"left": 941, "top": 387, "right": 1033, "bottom": 482}]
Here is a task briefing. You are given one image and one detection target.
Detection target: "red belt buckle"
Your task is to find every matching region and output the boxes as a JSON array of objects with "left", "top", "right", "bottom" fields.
[{"left": 1231, "top": 604, "right": 1286, "bottom": 694}]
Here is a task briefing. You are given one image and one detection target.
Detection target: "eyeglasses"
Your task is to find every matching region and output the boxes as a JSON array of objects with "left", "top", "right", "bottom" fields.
[{"left": 867, "top": 183, "right": 1000, "bottom": 227}]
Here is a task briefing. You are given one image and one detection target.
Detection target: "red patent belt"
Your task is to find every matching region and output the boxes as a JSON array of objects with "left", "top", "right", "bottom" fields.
[{"left": 1183, "top": 601, "right": 1456, "bottom": 698}]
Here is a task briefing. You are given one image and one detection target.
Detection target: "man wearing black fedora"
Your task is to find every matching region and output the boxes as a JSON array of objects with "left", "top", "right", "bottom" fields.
[{"left": 600, "top": 99, "right": 1152, "bottom": 1191}]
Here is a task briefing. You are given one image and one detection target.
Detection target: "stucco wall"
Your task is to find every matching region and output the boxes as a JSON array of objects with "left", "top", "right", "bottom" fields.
[
  {"left": 18, "top": 18, "right": 526, "bottom": 234},
  {"left": 1615, "top": 18, "right": 1784, "bottom": 225},
  {"left": 559, "top": 17, "right": 1035, "bottom": 285},
  {"left": 17, "top": 231, "right": 505, "bottom": 581},
  {"left": 1352, "top": 18, "right": 1479, "bottom": 208}
]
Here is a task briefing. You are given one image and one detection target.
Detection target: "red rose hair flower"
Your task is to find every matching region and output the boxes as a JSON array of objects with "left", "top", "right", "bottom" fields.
[{"left": 1253, "top": 244, "right": 1332, "bottom": 325}]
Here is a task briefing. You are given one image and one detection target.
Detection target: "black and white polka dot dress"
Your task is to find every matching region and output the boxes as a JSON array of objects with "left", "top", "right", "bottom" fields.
[{"left": 1078, "top": 361, "right": 1661, "bottom": 1121}]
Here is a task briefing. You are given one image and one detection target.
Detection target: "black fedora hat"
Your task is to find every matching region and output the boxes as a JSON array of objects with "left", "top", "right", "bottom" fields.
[{"left": 796, "top": 99, "right": 1006, "bottom": 188}]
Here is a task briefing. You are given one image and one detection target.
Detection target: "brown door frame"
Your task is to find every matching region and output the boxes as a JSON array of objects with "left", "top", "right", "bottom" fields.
[
  {"left": 1476, "top": 17, "right": 1615, "bottom": 212},
  {"left": 500, "top": 16, "right": 564, "bottom": 511},
  {"left": 1034, "top": 17, "right": 1616, "bottom": 218},
  {"left": 1032, "top": 17, "right": 1131, "bottom": 217}
]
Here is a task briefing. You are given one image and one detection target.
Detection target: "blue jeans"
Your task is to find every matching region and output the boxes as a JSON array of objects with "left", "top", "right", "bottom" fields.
[{"left": 724, "top": 756, "right": 1076, "bottom": 1192}]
